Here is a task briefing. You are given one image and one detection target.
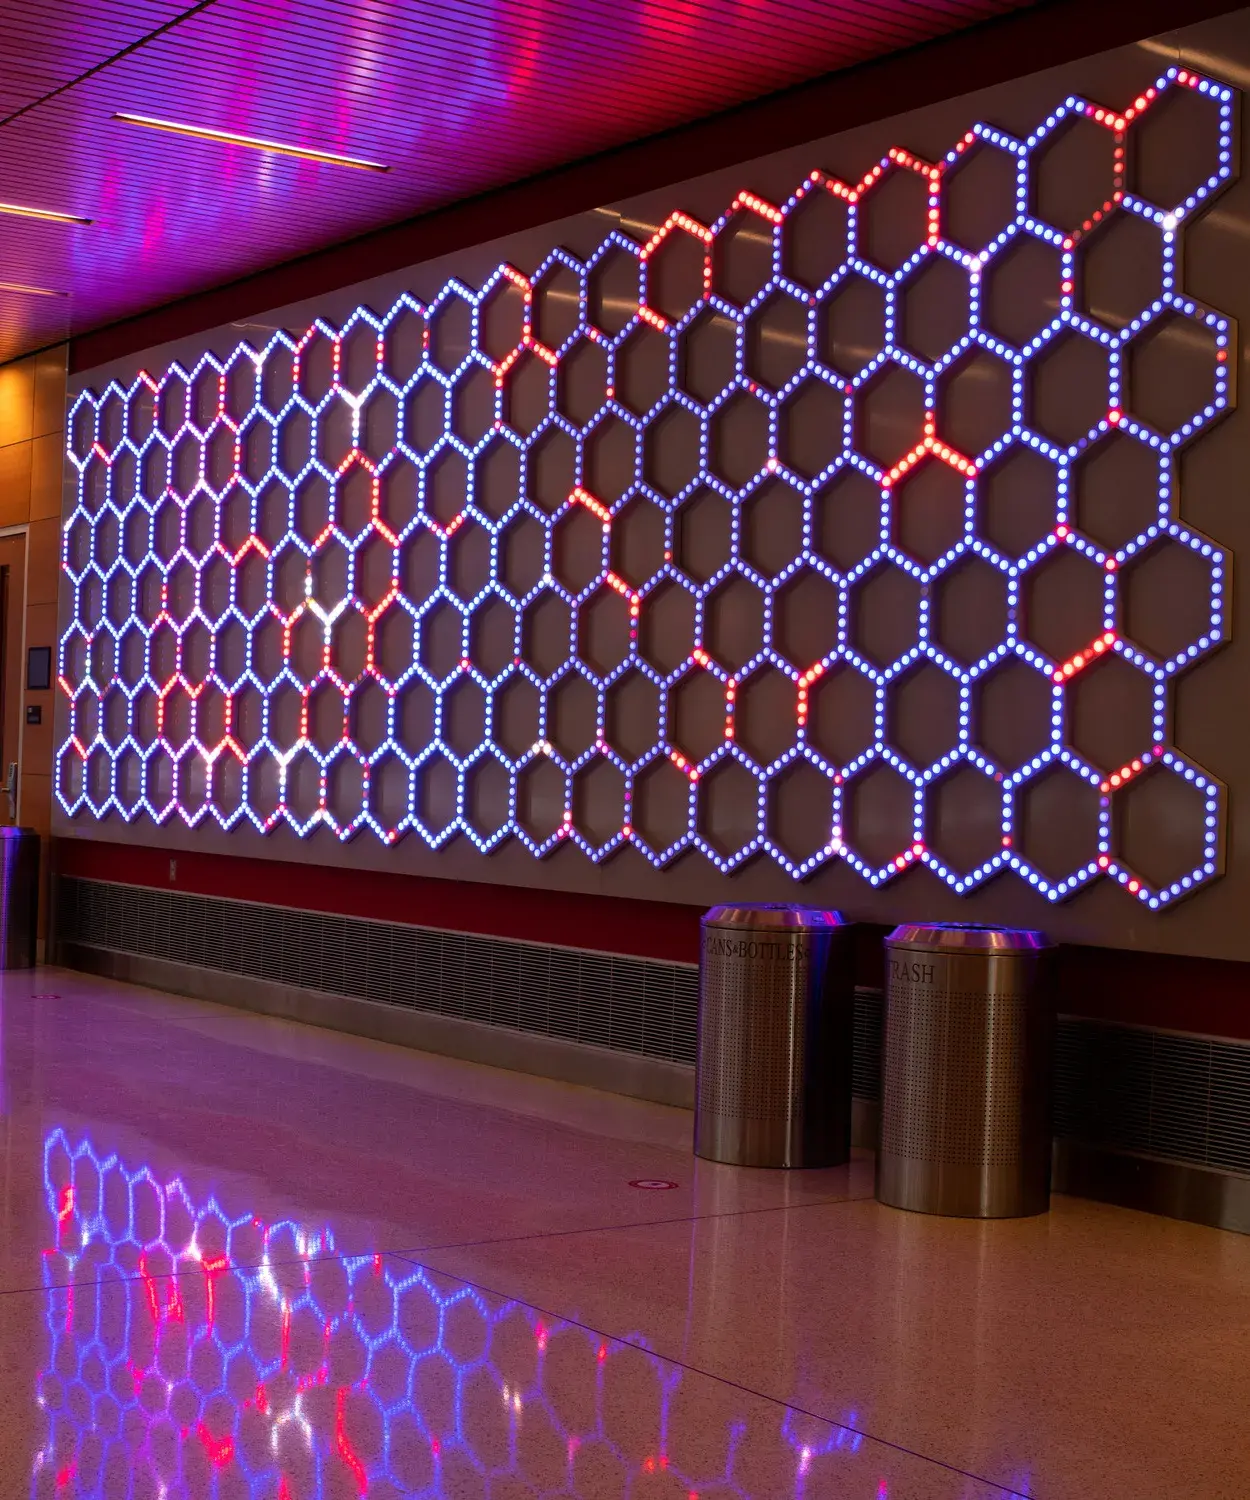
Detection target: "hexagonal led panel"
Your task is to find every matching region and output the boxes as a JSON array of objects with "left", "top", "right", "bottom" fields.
[{"left": 59, "top": 69, "right": 1235, "bottom": 906}]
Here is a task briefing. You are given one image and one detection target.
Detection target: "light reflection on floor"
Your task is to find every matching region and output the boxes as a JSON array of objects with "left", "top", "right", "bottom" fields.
[
  {"left": 8, "top": 971, "right": 1246, "bottom": 1499},
  {"left": 33, "top": 1129, "right": 874, "bottom": 1500}
]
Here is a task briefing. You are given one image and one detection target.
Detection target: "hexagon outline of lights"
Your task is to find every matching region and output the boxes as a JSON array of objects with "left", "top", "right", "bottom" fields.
[{"left": 58, "top": 67, "right": 1235, "bottom": 909}]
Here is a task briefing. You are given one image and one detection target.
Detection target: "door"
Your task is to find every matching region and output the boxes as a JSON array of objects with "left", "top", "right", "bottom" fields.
[{"left": 0, "top": 533, "right": 27, "bottom": 826}]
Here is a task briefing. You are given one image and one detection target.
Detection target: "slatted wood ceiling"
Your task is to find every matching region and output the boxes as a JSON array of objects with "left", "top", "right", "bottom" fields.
[{"left": 0, "top": 0, "right": 1035, "bottom": 362}]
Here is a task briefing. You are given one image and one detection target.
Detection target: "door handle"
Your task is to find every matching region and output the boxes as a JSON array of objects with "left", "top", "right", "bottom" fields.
[{"left": 5, "top": 761, "right": 16, "bottom": 821}]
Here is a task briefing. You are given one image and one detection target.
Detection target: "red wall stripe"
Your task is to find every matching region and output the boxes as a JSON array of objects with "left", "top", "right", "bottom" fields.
[{"left": 54, "top": 838, "right": 703, "bottom": 964}]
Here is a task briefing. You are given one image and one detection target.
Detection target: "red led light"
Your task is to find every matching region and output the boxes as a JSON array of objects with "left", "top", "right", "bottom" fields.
[
  {"left": 571, "top": 485, "right": 612, "bottom": 523},
  {"left": 1053, "top": 629, "right": 1117, "bottom": 682},
  {"left": 731, "top": 189, "right": 783, "bottom": 226}
]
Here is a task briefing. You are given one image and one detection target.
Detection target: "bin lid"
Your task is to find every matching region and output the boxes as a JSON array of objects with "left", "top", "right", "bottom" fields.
[
  {"left": 703, "top": 903, "right": 847, "bottom": 931},
  {"left": 0, "top": 827, "right": 36, "bottom": 840},
  {"left": 887, "top": 922, "right": 1050, "bottom": 954}
]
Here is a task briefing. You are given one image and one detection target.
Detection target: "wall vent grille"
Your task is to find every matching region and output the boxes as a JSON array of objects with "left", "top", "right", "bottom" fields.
[
  {"left": 56, "top": 876, "right": 699, "bottom": 1067},
  {"left": 852, "top": 984, "right": 885, "bottom": 1103},
  {"left": 1054, "top": 1017, "right": 1250, "bottom": 1177}
]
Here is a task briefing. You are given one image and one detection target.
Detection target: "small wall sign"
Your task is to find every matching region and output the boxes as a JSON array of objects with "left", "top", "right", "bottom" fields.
[{"left": 26, "top": 647, "right": 51, "bottom": 692}]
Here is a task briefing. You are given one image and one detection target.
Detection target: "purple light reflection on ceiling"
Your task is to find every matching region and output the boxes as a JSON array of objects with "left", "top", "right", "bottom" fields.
[{"left": 0, "top": 0, "right": 1036, "bottom": 362}]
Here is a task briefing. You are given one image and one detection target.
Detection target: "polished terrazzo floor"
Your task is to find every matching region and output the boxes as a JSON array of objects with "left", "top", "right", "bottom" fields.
[{"left": 1, "top": 969, "right": 1247, "bottom": 1499}]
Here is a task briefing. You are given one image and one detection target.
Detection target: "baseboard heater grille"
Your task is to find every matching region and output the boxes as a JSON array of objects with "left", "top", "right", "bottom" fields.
[
  {"left": 1054, "top": 1016, "right": 1250, "bottom": 1177},
  {"left": 56, "top": 875, "right": 699, "bottom": 1066}
]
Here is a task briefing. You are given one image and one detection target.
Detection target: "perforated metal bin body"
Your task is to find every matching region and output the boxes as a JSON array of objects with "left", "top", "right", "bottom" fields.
[
  {"left": 877, "top": 924, "right": 1053, "bottom": 1217},
  {"left": 0, "top": 828, "right": 38, "bottom": 970},
  {"left": 694, "top": 904, "right": 854, "bottom": 1168}
]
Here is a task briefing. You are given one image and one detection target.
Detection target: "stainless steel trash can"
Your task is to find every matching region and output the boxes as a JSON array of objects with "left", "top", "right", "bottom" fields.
[
  {"left": 695, "top": 904, "right": 854, "bottom": 1168},
  {"left": 877, "top": 923, "right": 1053, "bottom": 1217},
  {"left": 0, "top": 827, "right": 38, "bottom": 970}
]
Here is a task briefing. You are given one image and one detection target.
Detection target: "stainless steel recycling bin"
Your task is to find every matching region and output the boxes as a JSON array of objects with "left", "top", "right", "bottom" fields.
[
  {"left": 877, "top": 923, "right": 1053, "bottom": 1217},
  {"left": 0, "top": 827, "right": 38, "bottom": 970},
  {"left": 695, "top": 904, "right": 854, "bottom": 1168}
]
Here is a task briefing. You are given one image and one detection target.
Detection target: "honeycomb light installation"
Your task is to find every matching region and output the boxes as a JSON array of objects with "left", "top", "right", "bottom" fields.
[{"left": 59, "top": 68, "right": 1233, "bottom": 908}]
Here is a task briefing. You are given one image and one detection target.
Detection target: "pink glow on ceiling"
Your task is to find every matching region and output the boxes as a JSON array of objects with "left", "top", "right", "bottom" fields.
[{"left": 0, "top": 0, "right": 1035, "bottom": 363}]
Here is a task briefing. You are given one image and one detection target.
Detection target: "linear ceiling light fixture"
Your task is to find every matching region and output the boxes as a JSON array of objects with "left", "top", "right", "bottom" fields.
[
  {"left": 0, "top": 281, "right": 69, "bottom": 297},
  {"left": 112, "top": 112, "right": 389, "bottom": 171},
  {"left": 0, "top": 201, "right": 92, "bottom": 226}
]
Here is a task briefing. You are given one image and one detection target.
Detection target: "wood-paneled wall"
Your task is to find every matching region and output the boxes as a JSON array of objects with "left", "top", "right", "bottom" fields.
[{"left": 0, "top": 344, "right": 67, "bottom": 941}]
